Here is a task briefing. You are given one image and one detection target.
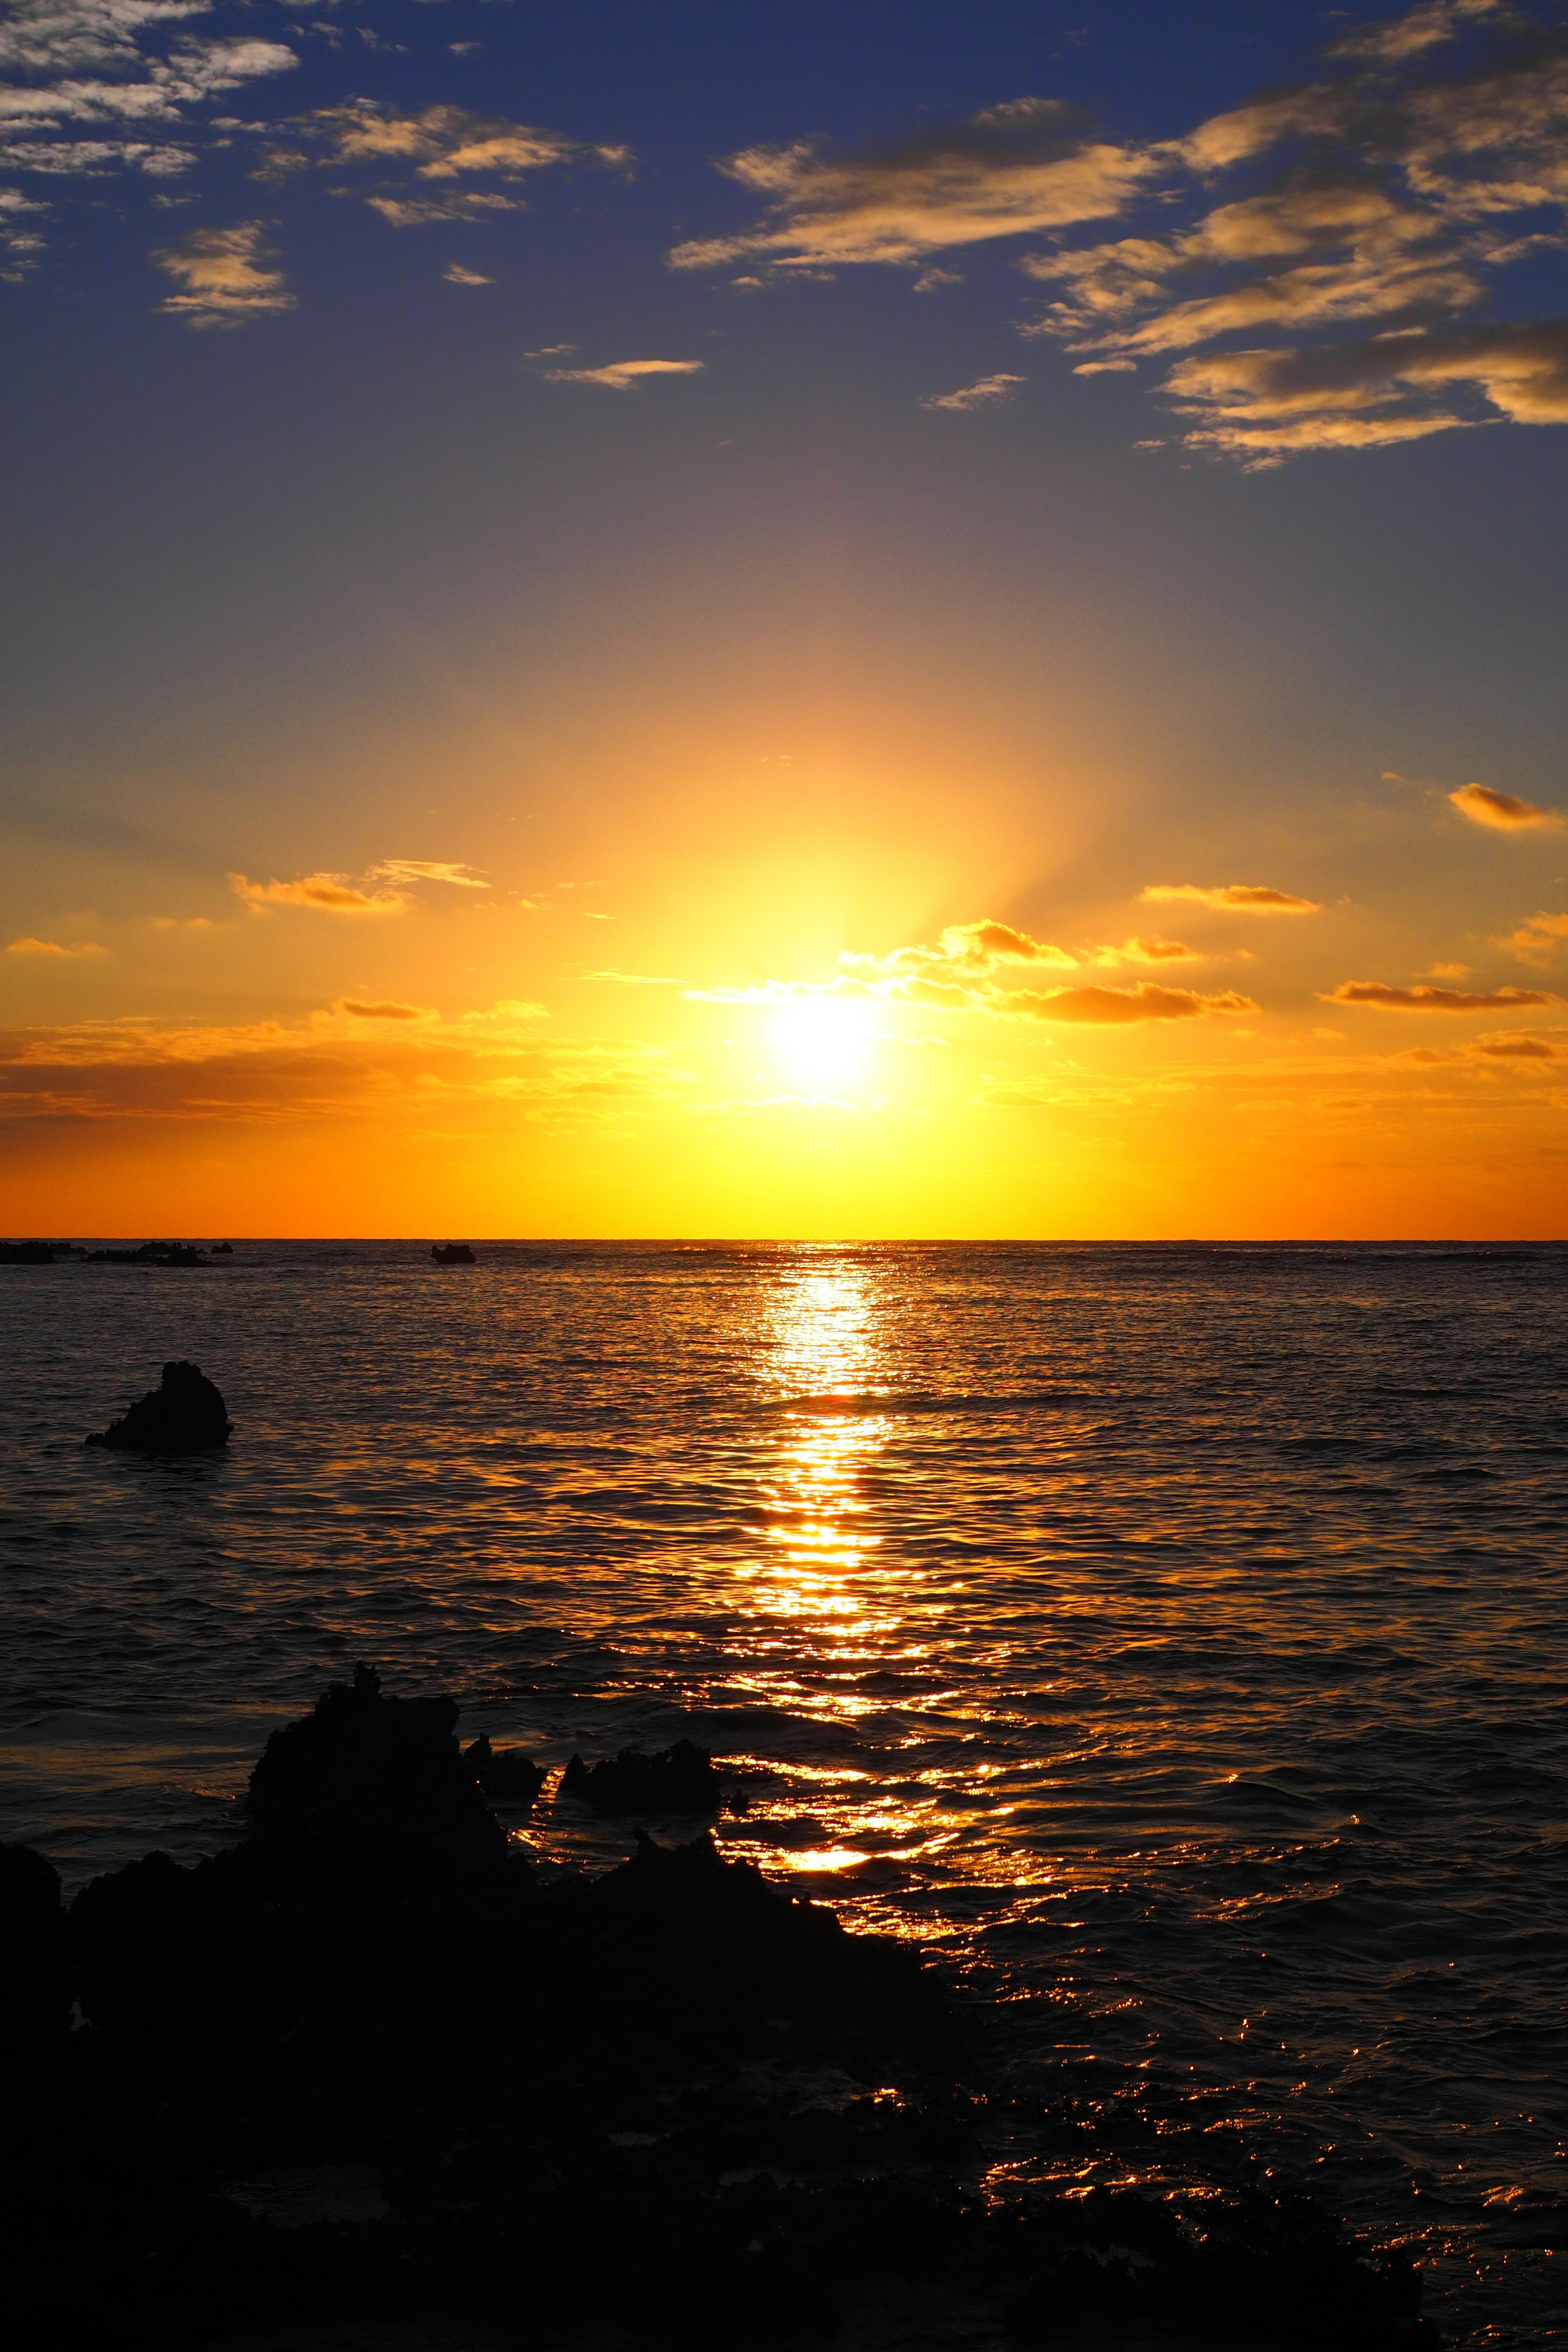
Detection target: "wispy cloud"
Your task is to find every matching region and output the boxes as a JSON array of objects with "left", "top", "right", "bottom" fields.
[
  {"left": 921, "top": 372, "right": 1025, "bottom": 410},
  {"left": 1501, "top": 909, "right": 1568, "bottom": 962},
  {"left": 155, "top": 221, "right": 292, "bottom": 327},
  {"left": 369, "top": 859, "right": 488, "bottom": 889},
  {"left": 673, "top": 1, "right": 1568, "bottom": 460},
  {"left": 5, "top": 934, "right": 107, "bottom": 957},
  {"left": 1323, "top": 979, "right": 1559, "bottom": 1009},
  {"left": 0, "top": 1002, "right": 682, "bottom": 1127},
  {"left": 229, "top": 858, "right": 487, "bottom": 913},
  {"left": 840, "top": 918, "right": 1080, "bottom": 980},
  {"left": 688, "top": 918, "right": 1256, "bottom": 1024},
  {"left": 1449, "top": 780, "right": 1565, "bottom": 829},
  {"left": 1143, "top": 882, "right": 1321, "bottom": 912},
  {"left": 230, "top": 870, "right": 407, "bottom": 915},
  {"left": 442, "top": 261, "right": 489, "bottom": 286},
  {"left": 668, "top": 98, "right": 1156, "bottom": 274},
  {"left": 543, "top": 358, "right": 704, "bottom": 390},
  {"left": 278, "top": 100, "right": 630, "bottom": 228},
  {"left": 1098, "top": 935, "right": 1197, "bottom": 962},
  {"left": 0, "top": 4, "right": 296, "bottom": 266}
]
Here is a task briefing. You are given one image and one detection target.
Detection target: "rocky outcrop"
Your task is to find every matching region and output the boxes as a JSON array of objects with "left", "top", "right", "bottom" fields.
[
  {"left": 561, "top": 1738, "right": 735, "bottom": 1816},
  {"left": 431, "top": 1242, "right": 476, "bottom": 1263},
  {"left": 85, "top": 1359, "right": 232, "bottom": 1452},
  {"left": 0, "top": 1670, "right": 1438, "bottom": 2352}
]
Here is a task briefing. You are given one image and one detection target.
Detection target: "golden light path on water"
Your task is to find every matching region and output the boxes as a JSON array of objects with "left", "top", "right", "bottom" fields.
[{"left": 713, "top": 1261, "right": 1021, "bottom": 1918}]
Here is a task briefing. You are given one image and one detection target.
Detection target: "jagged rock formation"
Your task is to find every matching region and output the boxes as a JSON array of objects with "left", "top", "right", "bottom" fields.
[
  {"left": 85, "top": 1359, "right": 232, "bottom": 1452},
  {"left": 431, "top": 1242, "right": 477, "bottom": 1263},
  {"left": 561, "top": 1738, "right": 735, "bottom": 1816}
]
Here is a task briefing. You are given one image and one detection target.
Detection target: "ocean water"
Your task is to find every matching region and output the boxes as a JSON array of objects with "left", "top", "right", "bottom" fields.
[{"left": 1, "top": 1240, "right": 1564, "bottom": 2346}]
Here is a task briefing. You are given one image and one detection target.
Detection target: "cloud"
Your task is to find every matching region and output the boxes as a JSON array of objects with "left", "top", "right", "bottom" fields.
[
  {"left": 543, "top": 359, "right": 704, "bottom": 390},
  {"left": 368, "top": 859, "right": 488, "bottom": 889},
  {"left": 1098, "top": 935, "right": 1197, "bottom": 962},
  {"left": 690, "top": 918, "right": 1256, "bottom": 1026},
  {"left": 275, "top": 101, "right": 629, "bottom": 226},
  {"left": 229, "top": 871, "right": 407, "bottom": 915},
  {"left": 442, "top": 262, "right": 489, "bottom": 285},
  {"left": 668, "top": 98, "right": 1157, "bottom": 272},
  {"left": 1164, "top": 321, "right": 1568, "bottom": 459},
  {"left": 155, "top": 222, "right": 292, "bottom": 327},
  {"left": 5, "top": 935, "right": 107, "bottom": 957},
  {"left": 1501, "top": 909, "right": 1568, "bottom": 961},
  {"left": 1142, "top": 882, "right": 1321, "bottom": 911},
  {"left": 921, "top": 372, "right": 1025, "bottom": 410},
  {"left": 839, "top": 918, "right": 1079, "bottom": 983},
  {"left": 1323, "top": 980, "right": 1559, "bottom": 1010},
  {"left": 1003, "top": 981, "right": 1258, "bottom": 1023},
  {"left": 1449, "top": 780, "right": 1564, "bottom": 829},
  {"left": 682, "top": 3, "right": 1568, "bottom": 460},
  {"left": 305, "top": 101, "right": 627, "bottom": 182},
  {"left": 1467, "top": 1029, "right": 1559, "bottom": 1058},
  {"left": 0, "top": 1004, "right": 681, "bottom": 1127}
]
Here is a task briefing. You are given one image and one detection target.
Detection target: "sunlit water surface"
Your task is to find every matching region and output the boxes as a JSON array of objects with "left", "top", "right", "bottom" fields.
[{"left": 1, "top": 1242, "right": 1564, "bottom": 2346}]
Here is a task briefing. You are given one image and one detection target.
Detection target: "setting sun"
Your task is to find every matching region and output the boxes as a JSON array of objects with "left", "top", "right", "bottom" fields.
[{"left": 766, "top": 998, "right": 877, "bottom": 1093}]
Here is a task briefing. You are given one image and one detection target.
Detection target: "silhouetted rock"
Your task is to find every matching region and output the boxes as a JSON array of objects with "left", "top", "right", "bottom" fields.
[
  {"left": 246, "top": 1661, "right": 508, "bottom": 1871},
  {"left": 561, "top": 1738, "right": 731, "bottom": 1816},
  {"left": 431, "top": 1242, "right": 476, "bottom": 1263},
  {"left": 0, "top": 1844, "right": 68, "bottom": 2049},
  {"left": 84, "top": 1240, "right": 207, "bottom": 1265},
  {"left": 464, "top": 1735, "right": 547, "bottom": 1806},
  {"left": 4, "top": 1672, "right": 1439, "bottom": 2352},
  {"left": 0, "top": 1240, "right": 58, "bottom": 1265},
  {"left": 212, "top": 1241, "right": 234, "bottom": 1254},
  {"left": 85, "top": 1358, "right": 232, "bottom": 1452}
]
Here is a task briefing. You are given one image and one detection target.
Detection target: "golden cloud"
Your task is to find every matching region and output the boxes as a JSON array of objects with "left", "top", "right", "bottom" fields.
[
  {"left": 1449, "top": 781, "right": 1564, "bottom": 830},
  {"left": 1502, "top": 911, "right": 1568, "bottom": 962},
  {"left": 155, "top": 224, "right": 293, "bottom": 330},
  {"left": 1142, "top": 882, "right": 1321, "bottom": 912},
  {"left": 229, "top": 872, "right": 408, "bottom": 915},
  {"left": 1004, "top": 982, "right": 1258, "bottom": 1023},
  {"left": 543, "top": 359, "right": 704, "bottom": 390},
  {"left": 6, "top": 936, "right": 107, "bottom": 957},
  {"left": 1324, "top": 980, "right": 1559, "bottom": 1011},
  {"left": 668, "top": 99, "right": 1156, "bottom": 272},
  {"left": 0, "top": 1005, "right": 680, "bottom": 1127},
  {"left": 921, "top": 372, "right": 1025, "bottom": 410}
]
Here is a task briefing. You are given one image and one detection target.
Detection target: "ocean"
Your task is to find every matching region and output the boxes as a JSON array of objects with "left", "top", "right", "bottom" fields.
[{"left": 1, "top": 1240, "right": 1564, "bottom": 2346}]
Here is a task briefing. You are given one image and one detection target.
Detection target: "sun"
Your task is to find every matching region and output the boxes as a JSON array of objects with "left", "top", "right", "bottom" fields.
[{"left": 767, "top": 996, "right": 876, "bottom": 1091}]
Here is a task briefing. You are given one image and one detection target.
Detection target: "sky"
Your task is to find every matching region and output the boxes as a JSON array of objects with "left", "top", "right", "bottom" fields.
[{"left": 2, "top": 0, "right": 1566, "bottom": 1238}]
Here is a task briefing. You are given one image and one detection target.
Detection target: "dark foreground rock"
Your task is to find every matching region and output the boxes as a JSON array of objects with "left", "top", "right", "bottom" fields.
[
  {"left": 85, "top": 1358, "right": 233, "bottom": 1452},
  {"left": 0, "top": 1669, "right": 1438, "bottom": 2352},
  {"left": 0, "top": 1239, "right": 61, "bottom": 1264},
  {"left": 561, "top": 1737, "right": 736, "bottom": 1816},
  {"left": 431, "top": 1243, "right": 475, "bottom": 1264}
]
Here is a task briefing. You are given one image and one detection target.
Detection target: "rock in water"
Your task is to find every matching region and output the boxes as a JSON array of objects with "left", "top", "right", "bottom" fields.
[
  {"left": 431, "top": 1241, "right": 476, "bottom": 1263},
  {"left": 85, "top": 1359, "right": 232, "bottom": 1452},
  {"left": 561, "top": 1739, "right": 730, "bottom": 1816}
]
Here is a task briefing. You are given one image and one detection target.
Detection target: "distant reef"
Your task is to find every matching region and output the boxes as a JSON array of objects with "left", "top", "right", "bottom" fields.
[
  {"left": 431, "top": 1241, "right": 477, "bottom": 1264},
  {"left": 0, "top": 1664, "right": 1437, "bottom": 2350},
  {"left": 85, "top": 1360, "right": 233, "bottom": 1454}
]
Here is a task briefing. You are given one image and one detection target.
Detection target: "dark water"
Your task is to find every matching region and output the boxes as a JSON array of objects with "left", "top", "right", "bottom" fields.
[{"left": 1, "top": 1241, "right": 1565, "bottom": 2345}]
